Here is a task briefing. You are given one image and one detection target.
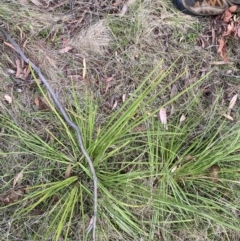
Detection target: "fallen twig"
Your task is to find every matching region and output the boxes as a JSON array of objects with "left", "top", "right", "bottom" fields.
[{"left": 0, "top": 27, "right": 97, "bottom": 241}]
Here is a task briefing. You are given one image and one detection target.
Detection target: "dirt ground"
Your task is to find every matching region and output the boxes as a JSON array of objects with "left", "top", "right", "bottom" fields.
[{"left": 1, "top": 1, "right": 240, "bottom": 108}]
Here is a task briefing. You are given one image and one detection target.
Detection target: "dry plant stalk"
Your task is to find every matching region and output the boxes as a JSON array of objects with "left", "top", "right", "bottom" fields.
[{"left": 0, "top": 27, "right": 98, "bottom": 241}]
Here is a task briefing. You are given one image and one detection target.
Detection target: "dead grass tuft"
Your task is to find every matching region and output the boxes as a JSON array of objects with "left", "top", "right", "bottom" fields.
[{"left": 71, "top": 20, "right": 112, "bottom": 56}]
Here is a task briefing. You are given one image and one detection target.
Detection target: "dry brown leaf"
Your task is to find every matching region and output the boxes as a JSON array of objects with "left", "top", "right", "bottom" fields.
[
  {"left": 83, "top": 58, "right": 86, "bottom": 79},
  {"left": 211, "top": 61, "right": 230, "bottom": 65},
  {"left": 131, "top": 126, "right": 146, "bottom": 132},
  {"left": 222, "top": 6, "right": 237, "bottom": 23},
  {"left": 112, "top": 0, "right": 123, "bottom": 6},
  {"left": 30, "top": 0, "right": 42, "bottom": 6},
  {"left": 170, "top": 84, "right": 178, "bottom": 98},
  {"left": 109, "top": 95, "right": 116, "bottom": 107},
  {"left": 179, "top": 114, "right": 186, "bottom": 122},
  {"left": 4, "top": 94, "right": 12, "bottom": 104},
  {"left": 34, "top": 96, "right": 40, "bottom": 107},
  {"left": 21, "top": 58, "right": 24, "bottom": 70},
  {"left": 59, "top": 46, "right": 72, "bottom": 54},
  {"left": 159, "top": 108, "right": 168, "bottom": 130},
  {"left": 211, "top": 27, "right": 216, "bottom": 45},
  {"left": 112, "top": 100, "right": 118, "bottom": 110},
  {"left": 222, "top": 10, "right": 232, "bottom": 23},
  {"left": 46, "top": 56, "right": 57, "bottom": 69},
  {"left": 185, "top": 155, "right": 194, "bottom": 161},
  {"left": 217, "top": 38, "right": 225, "bottom": 53},
  {"left": 226, "top": 69, "right": 232, "bottom": 74},
  {"left": 122, "top": 94, "right": 126, "bottom": 103},
  {"left": 4, "top": 42, "right": 16, "bottom": 51},
  {"left": 0, "top": 188, "right": 25, "bottom": 204},
  {"left": 105, "top": 82, "right": 111, "bottom": 94},
  {"left": 65, "top": 163, "right": 72, "bottom": 179},
  {"left": 13, "top": 171, "right": 23, "bottom": 187},
  {"left": 39, "top": 97, "right": 51, "bottom": 110},
  {"left": 105, "top": 76, "right": 114, "bottom": 93},
  {"left": 23, "top": 39, "right": 28, "bottom": 48},
  {"left": 223, "top": 22, "right": 234, "bottom": 37},
  {"left": 19, "top": 0, "right": 28, "bottom": 5},
  {"left": 217, "top": 38, "right": 228, "bottom": 62},
  {"left": 120, "top": 4, "right": 128, "bottom": 16},
  {"left": 229, "top": 94, "right": 238, "bottom": 110},
  {"left": 7, "top": 69, "right": 16, "bottom": 74},
  {"left": 228, "top": 5, "right": 238, "bottom": 13},
  {"left": 199, "top": 37, "right": 205, "bottom": 49},
  {"left": 209, "top": 165, "right": 220, "bottom": 183},
  {"left": 106, "top": 76, "right": 114, "bottom": 82},
  {"left": 31, "top": 209, "right": 45, "bottom": 215},
  {"left": 15, "top": 59, "right": 22, "bottom": 78},
  {"left": 35, "top": 96, "right": 51, "bottom": 111},
  {"left": 170, "top": 104, "right": 174, "bottom": 115},
  {"left": 171, "top": 165, "right": 178, "bottom": 173},
  {"left": 86, "top": 217, "right": 94, "bottom": 232},
  {"left": 223, "top": 113, "right": 234, "bottom": 121},
  {"left": 23, "top": 66, "right": 31, "bottom": 79}
]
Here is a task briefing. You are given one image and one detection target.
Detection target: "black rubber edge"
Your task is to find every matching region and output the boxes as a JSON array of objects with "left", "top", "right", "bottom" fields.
[{"left": 173, "top": 0, "right": 203, "bottom": 16}]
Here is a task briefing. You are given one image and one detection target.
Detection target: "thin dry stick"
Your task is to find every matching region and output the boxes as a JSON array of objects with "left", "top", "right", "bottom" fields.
[{"left": 0, "top": 27, "right": 97, "bottom": 241}]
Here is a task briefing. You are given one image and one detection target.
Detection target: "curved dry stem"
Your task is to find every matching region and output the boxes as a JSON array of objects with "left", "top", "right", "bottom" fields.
[{"left": 0, "top": 27, "right": 97, "bottom": 241}]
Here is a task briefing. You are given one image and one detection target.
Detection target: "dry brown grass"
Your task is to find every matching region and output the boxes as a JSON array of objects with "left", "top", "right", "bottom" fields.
[{"left": 1, "top": 1, "right": 239, "bottom": 105}]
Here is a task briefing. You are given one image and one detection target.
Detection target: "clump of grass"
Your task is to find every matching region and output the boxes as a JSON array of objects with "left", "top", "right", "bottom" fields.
[
  {"left": 1, "top": 62, "right": 240, "bottom": 241},
  {"left": 71, "top": 20, "right": 112, "bottom": 57}
]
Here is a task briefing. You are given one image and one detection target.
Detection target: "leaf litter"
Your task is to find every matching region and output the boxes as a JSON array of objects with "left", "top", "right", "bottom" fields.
[
  {"left": 13, "top": 171, "right": 23, "bottom": 188},
  {"left": 4, "top": 94, "right": 12, "bottom": 104},
  {"left": 223, "top": 94, "right": 238, "bottom": 121},
  {"left": 209, "top": 164, "right": 221, "bottom": 183},
  {"left": 210, "top": 5, "right": 240, "bottom": 62},
  {"left": 159, "top": 108, "right": 168, "bottom": 130},
  {"left": 228, "top": 94, "right": 238, "bottom": 110},
  {"left": 0, "top": 188, "right": 25, "bottom": 204},
  {"left": 0, "top": 171, "right": 26, "bottom": 204}
]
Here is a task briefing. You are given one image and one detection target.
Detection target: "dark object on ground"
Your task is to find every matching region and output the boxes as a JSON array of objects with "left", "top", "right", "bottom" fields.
[
  {"left": 173, "top": 0, "right": 240, "bottom": 16},
  {"left": 0, "top": 27, "right": 97, "bottom": 241}
]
